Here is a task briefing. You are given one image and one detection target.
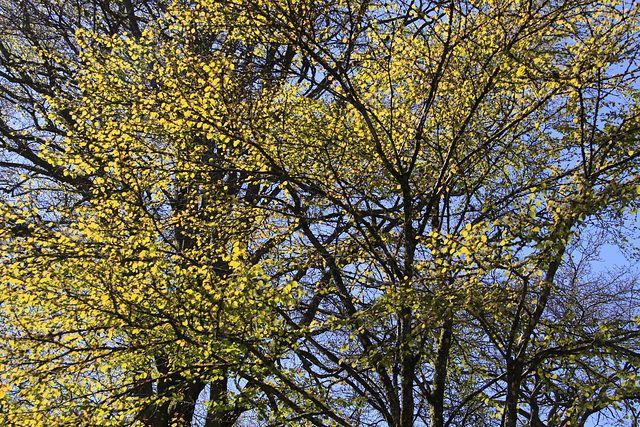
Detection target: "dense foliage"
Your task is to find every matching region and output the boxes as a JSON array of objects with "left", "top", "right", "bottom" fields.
[{"left": 1, "top": 0, "right": 640, "bottom": 426}]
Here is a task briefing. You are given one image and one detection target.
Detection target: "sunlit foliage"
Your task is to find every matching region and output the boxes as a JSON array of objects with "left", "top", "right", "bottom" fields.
[{"left": 1, "top": 0, "right": 640, "bottom": 426}]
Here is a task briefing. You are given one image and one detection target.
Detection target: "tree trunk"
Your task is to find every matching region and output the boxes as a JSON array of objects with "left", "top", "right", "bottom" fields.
[{"left": 429, "top": 315, "right": 453, "bottom": 427}]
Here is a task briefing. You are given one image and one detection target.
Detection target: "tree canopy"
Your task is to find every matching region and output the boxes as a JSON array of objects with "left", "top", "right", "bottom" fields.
[{"left": 1, "top": 0, "right": 640, "bottom": 426}]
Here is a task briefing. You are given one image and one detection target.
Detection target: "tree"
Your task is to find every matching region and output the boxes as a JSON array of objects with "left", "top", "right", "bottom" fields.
[
  {"left": 1, "top": 0, "right": 640, "bottom": 426},
  {"left": 1, "top": 0, "right": 300, "bottom": 425}
]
